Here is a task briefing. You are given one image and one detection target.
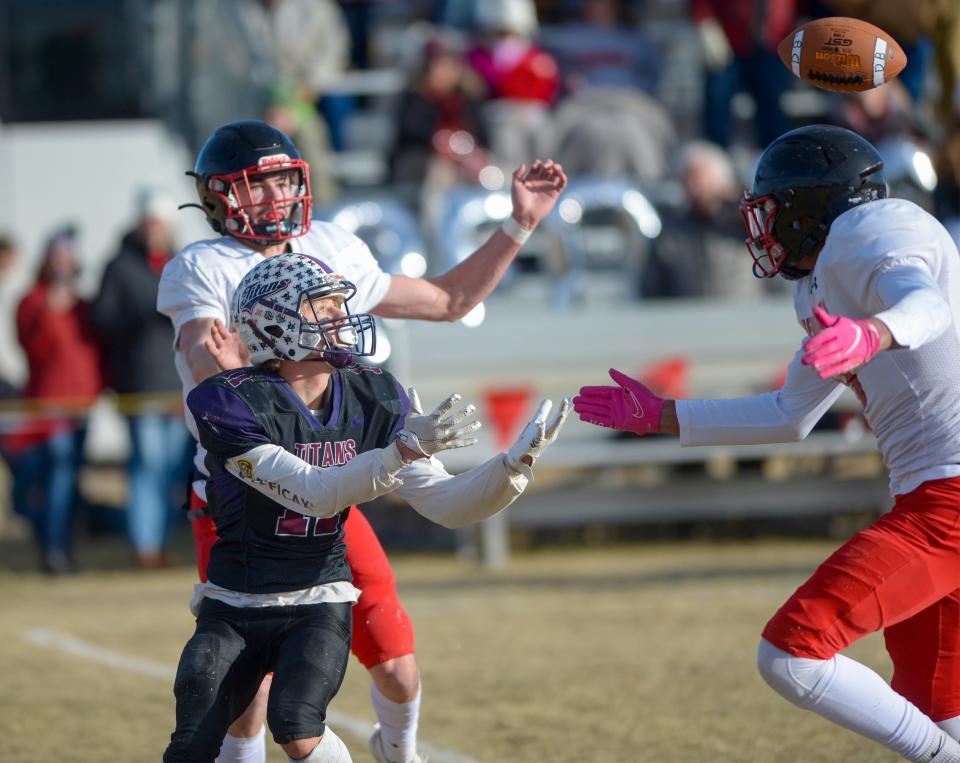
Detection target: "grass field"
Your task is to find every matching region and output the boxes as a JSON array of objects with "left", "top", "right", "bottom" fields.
[{"left": 0, "top": 534, "right": 902, "bottom": 763}]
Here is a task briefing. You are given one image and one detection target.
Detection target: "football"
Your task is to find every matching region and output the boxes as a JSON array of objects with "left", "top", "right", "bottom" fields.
[{"left": 777, "top": 16, "right": 907, "bottom": 93}]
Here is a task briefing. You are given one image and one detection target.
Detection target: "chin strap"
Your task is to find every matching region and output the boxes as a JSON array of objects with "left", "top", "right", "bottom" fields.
[{"left": 778, "top": 262, "right": 811, "bottom": 280}]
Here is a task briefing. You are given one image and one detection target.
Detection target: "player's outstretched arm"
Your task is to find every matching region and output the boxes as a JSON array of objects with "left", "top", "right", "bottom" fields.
[
  {"left": 573, "top": 369, "right": 679, "bottom": 436},
  {"left": 224, "top": 441, "right": 415, "bottom": 519},
  {"left": 393, "top": 397, "right": 570, "bottom": 528},
  {"left": 372, "top": 159, "right": 567, "bottom": 322}
]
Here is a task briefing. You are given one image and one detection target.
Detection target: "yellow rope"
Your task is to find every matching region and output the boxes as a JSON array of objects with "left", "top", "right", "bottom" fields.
[{"left": 0, "top": 391, "right": 184, "bottom": 426}]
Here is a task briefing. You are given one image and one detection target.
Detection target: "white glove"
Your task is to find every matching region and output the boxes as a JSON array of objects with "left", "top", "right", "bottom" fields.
[
  {"left": 506, "top": 398, "right": 570, "bottom": 471},
  {"left": 396, "top": 388, "right": 481, "bottom": 458}
]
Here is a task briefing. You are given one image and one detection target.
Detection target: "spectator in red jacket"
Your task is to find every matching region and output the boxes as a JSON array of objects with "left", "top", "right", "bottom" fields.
[
  {"left": 465, "top": 0, "right": 559, "bottom": 168},
  {"left": 465, "top": 0, "right": 559, "bottom": 105},
  {"left": 12, "top": 226, "right": 102, "bottom": 574}
]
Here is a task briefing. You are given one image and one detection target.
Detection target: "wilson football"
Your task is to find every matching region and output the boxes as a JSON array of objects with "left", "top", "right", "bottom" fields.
[{"left": 777, "top": 16, "right": 907, "bottom": 93}]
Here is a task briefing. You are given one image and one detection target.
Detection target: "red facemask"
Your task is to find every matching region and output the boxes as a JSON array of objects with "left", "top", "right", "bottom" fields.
[
  {"left": 206, "top": 157, "right": 312, "bottom": 243},
  {"left": 739, "top": 192, "right": 787, "bottom": 278}
]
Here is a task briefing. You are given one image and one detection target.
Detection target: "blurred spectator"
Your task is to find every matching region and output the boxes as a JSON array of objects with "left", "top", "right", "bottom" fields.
[
  {"left": 11, "top": 227, "right": 102, "bottom": 574},
  {"left": 190, "top": 0, "right": 346, "bottom": 199},
  {"left": 538, "top": 0, "right": 666, "bottom": 183},
  {"left": 0, "top": 236, "right": 20, "bottom": 401},
  {"left": 540, "top": 0, "right": 661, "bottom": 97},
  {"left": 641, "top": 141, "right": 774, "bottom": 299},
  {"left": 936, "top": 114, "right": 960, "bottom": 220},
  {"left": 339, "top": 0, "right": 377, "bottom": 70},
  {"left": 830, "top": 80, "right": 919, "bottom": 145},
  {"left": 546, "top": 89, "right": 675, "bottom": 181},
  {"left": 538, "top": 0, "right": 673, "bottom": 184},
  {"left": 390, "top": 33, "right": 491, "bottom": 188},
  {"left": 466, "top": 0, "right": 558, "bottom": 103},
  {"left": 933, "top": 0, "right": 960, "bottom": 126},
  {"left": 89, "top": 190, "right": 189, "bottom": 570},
  {"left": 0, "top": 236, "right": 17, "bottom": 277},
  {"left": 693, "top": 0, "right": 798, "bottom": 148},
  {"left": 262, "top": 90, "right": 338, "bottom": 205},
  {"left": 0, "top": 236, "right": 21, "bottom": 523},
  {"left": 931, "top": 2, "right": 960, "bottom": 221},
  {"left": 465, "top": 0, "right": 559, "bottom": 167},
  {"left": 827, "top": 80, "right": 940, "bottom": 210}
]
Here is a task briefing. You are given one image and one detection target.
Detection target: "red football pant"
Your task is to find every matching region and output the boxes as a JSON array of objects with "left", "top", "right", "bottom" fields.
[
  {"left": 189, "top": 489, "right": 415, "bottom": 670},
  {"left": 763, "top": 477, "right": 960, "bottom": 720}
]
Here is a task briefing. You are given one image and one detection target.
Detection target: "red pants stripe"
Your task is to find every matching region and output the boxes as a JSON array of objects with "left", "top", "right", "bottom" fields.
[
  {"left": 189, "top": 490, "right": 415, "bottom": 669},
  {"left": 762, "top": 477, "right": 960, "bottom": 720}
]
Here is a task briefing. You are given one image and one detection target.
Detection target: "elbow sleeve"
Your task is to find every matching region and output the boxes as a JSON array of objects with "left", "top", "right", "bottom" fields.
[
  {"left": 226, "top": 443, "right": 407, "bottom": 517},
  {"left": 397, "top": 454, "right": 530, "bottom": 528}
]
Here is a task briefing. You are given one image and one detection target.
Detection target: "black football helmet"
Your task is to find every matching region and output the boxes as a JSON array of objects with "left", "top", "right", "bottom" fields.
[
  {"left": 740, "top": 125, "right": 886, "bottom": 280},
  {"left": 190, "top": 120, "right": 312, "bottom": 245}
]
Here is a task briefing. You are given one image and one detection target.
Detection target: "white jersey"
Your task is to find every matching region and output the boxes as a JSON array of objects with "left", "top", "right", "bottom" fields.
[
  {"left": 678, "top": 198, "right": 960, "bottom": 496},
  {"left": 157, "top": 223, "right": 392, "bottom": 481}
]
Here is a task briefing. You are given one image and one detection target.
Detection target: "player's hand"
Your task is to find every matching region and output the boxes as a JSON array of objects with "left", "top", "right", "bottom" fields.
[
  {"left": 506, "top": 398, "right": 570, "bottom": 470},
  {"left": 509, "top": 159, "right": 568, "bottom": 230},
  {"left": 573, "top": 368, "right": 665, "bottom": 436},
  {"left": 395, "top": 388, "right": 481, "bottom": 459},
  {"left": 205, "top": 319, "right": 251, "bottom": 371},
  {"left": 802, "top": 306, "right": 883, "bottom": 379}
]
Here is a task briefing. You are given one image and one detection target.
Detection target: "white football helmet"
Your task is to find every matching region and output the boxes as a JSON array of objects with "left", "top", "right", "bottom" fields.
[{"left": 231, "top": 253, "right": 376, "bottom": 367}]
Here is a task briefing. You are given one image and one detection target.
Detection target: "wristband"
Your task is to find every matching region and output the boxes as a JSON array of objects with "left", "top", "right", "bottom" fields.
[{"left": 500, "top": 216, "right": 533, "bottom": 245}]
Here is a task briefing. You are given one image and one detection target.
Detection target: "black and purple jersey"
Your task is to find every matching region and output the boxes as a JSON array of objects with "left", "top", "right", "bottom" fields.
[{"left": 186, "top": 364, "right": 407, "bottom": 594}]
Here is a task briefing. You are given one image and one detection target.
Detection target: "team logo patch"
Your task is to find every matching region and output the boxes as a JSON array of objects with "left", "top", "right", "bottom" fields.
[
  {"left": 239, "top": 278, "right": 292, "bottom": 311},
  {"left": 236, "top": 459, "right": 254, "bottom": 480}
]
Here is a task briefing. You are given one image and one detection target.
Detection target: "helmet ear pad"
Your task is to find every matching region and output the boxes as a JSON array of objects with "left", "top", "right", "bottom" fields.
[
  {"left": 768, "top": 179, "right": 886, "bottom": 268},
  {"left": 769, "top": 187, "right": 833, "bottom": 265},
  {"left": 195, "top": 177, "right": 228, "bottom": 235}
]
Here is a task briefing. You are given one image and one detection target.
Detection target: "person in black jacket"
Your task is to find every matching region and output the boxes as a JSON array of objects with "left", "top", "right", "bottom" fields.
[
  {"left": 90, "top": 189, "right": 190, "bottom": 568},
  {"left": 389, "top": 34, "right": 490, "bottom": 188}
]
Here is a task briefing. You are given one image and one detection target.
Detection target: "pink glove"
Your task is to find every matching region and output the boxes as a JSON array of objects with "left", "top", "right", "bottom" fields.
[
  {"left": 573, "top": 368, "right": 665, "bottom": 436},
  {"left": 802, "top": 306, "right": 882, "bottom": 379}
]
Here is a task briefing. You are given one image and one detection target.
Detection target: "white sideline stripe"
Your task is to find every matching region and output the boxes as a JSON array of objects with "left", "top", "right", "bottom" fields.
[
  {"left": 21, "top": 627, "right": 482, "bottom": 763},
  {"left": 23, "top": 626, "right": 176, "bottom": 679}
]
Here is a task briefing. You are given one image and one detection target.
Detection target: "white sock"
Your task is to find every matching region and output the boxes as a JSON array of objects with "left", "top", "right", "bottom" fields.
[
  {"left": 292, "top": 726, "right": 352, "bottom": 762},
  {"left": 939, "top": 715, "right": 960, "bottom": 741},
  {"left": 370, "top": 681, "right": 421, "bottom": 763},
  {"left": 217, "top": 724, "right": 266, "bottom": 763},
  {"left": 758, "top": 639, "right": 960, "bottom": 762}
]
